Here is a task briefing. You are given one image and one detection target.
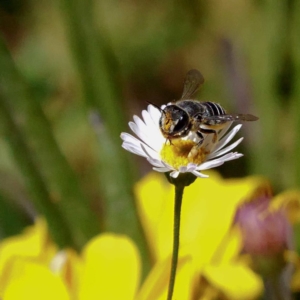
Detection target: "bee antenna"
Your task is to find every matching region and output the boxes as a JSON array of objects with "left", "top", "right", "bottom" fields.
[{"left": 146, "top": 101, "right": 163, "bottom": 113}]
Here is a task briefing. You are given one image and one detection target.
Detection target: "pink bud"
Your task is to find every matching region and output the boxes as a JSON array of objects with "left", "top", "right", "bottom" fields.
[{"left": 235, "top": 196, "right": 292, "bottom": 256}]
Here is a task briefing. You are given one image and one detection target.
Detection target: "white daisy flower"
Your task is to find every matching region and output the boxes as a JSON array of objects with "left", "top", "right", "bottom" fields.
[{"left": 121, "top": 104, "right": 244, "bottom": 178}]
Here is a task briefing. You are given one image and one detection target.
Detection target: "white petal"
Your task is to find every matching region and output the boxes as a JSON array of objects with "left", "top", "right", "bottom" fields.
[
  {"left": 130, "top": 113, "right": 164, "bottom": 152},
  {"left": 122, "top": 132, "right": 160, "bottom": 159},
  {"left": 178, "top": 166, "right": 188, "bottom": 173},
  {"left": 197, "top": 159, "right": 225, "bottom": 170},
  {"left": 221, "top": 152, "right": 244, "bottom": 161},
  {"left": 145, "top": 106, "right": 161, "bottom": 131},
  {"left": 186, "top": 163, "right": 198, "bottom": 172},
  {"left": 153, "top": 167, "right": 172, "bottom": 172},
  {"left": 192, "top": 170, "right": 209, "bottom": 178},
  {"left": 140, "top": 143, "right": 161, "bottom": 160},
  {"left": 120, "top": 132, "right": 140, "bottom": 144},
  {"left": 170, "top": 171, "right": 180, "bottom": 178},
  {"left": 133, "top": 115, "right": 147, "bottom": 133},
  {"left": 142, "top": 109, "right": 156, "bottom": 128},
  {"left": 208, "top": 152, "right": 243, "bottom": 165},
  {"left": 213, "top": 124, "right": 242, "bottom": 152},
  {"left": 131, "top": 117, "right": 161, "bottom": 150},
  {"left": 129, "top": 121, "right": 149, "bottom": 145},
  {"left": 148, "top": 105, "right": 161, "bottom": 122},
  {"left": 147, "top": 157, "right": 165, "bottom": 167},
  {"left": 122, "top": 143, "right": 148, "bottom": 157},
  {"left": 217, "top": 122, "right": 232, "bottom": 139},
  {"left": 197, "top": 152, "right": 242, "bottom": 171},
  {"left": 208, "top": 137, "right": 243, "bottom": 159},
  {"left": 121, "top": 132, "right": 147, "bottom": 149},
  {"left": 121, "top": 134, "right": 157, "bottom": 158}
]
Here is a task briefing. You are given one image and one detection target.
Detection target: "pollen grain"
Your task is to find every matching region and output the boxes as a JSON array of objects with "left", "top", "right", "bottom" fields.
[{"left": 160, "top": 140, "right": 206, "bottom": 169}]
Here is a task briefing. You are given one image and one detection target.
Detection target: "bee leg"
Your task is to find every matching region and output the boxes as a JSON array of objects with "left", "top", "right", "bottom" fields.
[
  {"left": 188, "top": 131, "right": 204, "bottom": 159},
  {"left": 188, "top": 128, "right": 218, "bottom": 159},
  {"left": 165, "top": 138, "right": 173, "bottom": 145},
  {"left": 199, "top": 128, "right": 218, "bottom": 143}
]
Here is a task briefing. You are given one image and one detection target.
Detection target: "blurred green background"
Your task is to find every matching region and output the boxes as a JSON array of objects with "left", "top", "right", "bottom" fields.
[{"left": 0, "top": 0, "right": 299, "bottom": 271}]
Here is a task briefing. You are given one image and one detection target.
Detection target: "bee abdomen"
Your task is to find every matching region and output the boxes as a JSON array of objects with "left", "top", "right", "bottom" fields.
[{"left": 202, "top": 101, "right": 226, "bottom": 116}]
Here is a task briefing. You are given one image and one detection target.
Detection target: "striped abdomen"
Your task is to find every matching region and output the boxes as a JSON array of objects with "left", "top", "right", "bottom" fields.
[{"left": 201, "top": 101, "right": 226, "bottom": 116}]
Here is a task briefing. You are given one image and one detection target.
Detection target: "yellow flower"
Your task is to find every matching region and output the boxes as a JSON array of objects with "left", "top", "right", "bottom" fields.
[
  {"left": 0, "top": 218, "right": 58, "bottom": 296},
  {"left": 135, "top": 171, "right": 269, "bottom": 300},
  {"left": 2, "top": 172, "right": 296, "bottom": 300},
  {"left": 79, "top": 234, "right": 140, "bottom": 300},
  {"left": 0, "top": 221, "right": 141, "bottom": 300}
]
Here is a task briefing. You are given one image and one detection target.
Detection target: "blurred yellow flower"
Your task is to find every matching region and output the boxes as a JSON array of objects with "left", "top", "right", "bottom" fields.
[
  {"left": 2, "top": 171, "right": 296, "bottom": 300},
  {"left": 0, "top": 220, "right": 141, "bottom": 300},
  {"left": 135, "top": 171, "right": 269, "bottom": 300}
]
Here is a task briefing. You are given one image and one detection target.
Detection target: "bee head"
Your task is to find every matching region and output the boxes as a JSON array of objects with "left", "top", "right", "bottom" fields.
[{"left": 159, "top": 105, "right": 191, "bottom": 139}]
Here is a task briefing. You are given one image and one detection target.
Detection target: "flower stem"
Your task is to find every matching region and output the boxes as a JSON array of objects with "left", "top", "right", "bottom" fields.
[
  {"left": 167, "top": 184, "right": 184, "bottom": 300},
  {"left": 262, "top": 271, "right": 292, "bottom": 300}
]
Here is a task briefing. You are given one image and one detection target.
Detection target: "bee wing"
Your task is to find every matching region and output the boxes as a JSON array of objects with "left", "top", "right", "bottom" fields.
[
  {"left": 181, "top": 69, "right": 205, "bottom": 99},
  {"left": 205, "top": 114, "right": 259, "bottom": 122}
]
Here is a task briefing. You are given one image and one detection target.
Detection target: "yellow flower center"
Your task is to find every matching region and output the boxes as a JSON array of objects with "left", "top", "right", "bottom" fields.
[{"left": 160, "top": 139, "right": 207, "bottom": 169}]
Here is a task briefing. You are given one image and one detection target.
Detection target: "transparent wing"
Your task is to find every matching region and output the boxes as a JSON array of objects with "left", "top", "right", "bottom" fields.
[
  {"left": 181, "top": 69, "right": 205, "bottom": 99},
  {"left": 205, "top": 114, "right": 259, "bottom": 122}
]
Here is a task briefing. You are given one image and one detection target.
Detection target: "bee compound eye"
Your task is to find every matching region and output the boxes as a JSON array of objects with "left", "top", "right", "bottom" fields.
[{"left": 173, "top": 112, "right": 189, "bottom": 133}]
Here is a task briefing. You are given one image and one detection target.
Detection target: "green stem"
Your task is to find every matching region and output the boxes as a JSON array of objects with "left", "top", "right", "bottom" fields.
[
  {"left": 262, "top": 272, "right": 292, "bottom": 300},
  {"left": 167, "top": 184, "right": 184, "bottom": 300},
  {"left": 0, "top": 38, "right": 100, "bottom": 250},
  {"left": 0, "top": 90, "right": 73, "bottom": 248}
]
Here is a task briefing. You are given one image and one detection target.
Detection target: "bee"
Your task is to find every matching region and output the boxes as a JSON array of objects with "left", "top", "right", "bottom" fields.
[{"left": 159, "top": 69, "right": 258, "bottom": 148}]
